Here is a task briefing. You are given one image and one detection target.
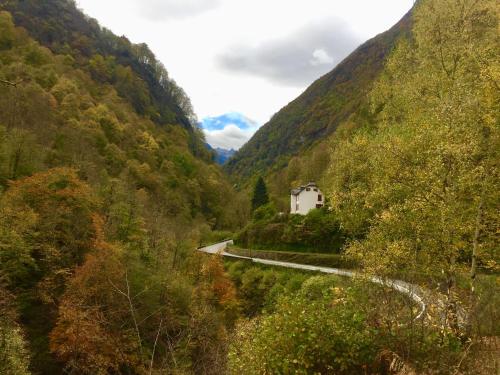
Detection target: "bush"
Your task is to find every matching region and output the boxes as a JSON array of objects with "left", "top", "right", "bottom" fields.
[
  {"left": 227, "top": 247, "right": 357, "bottom": 269},
  {"left": 200, "top": 230, "right": 234, "bottom": 247},
  {"left": 225, "top": 261, "right": 311, "bottom": 316},
  {"left": 236, "top": 207, "right": 346, "bottom": 253},
  {"left": 252, "top": 203, "right": 276, "bottom": 222},
  {"left": 228, "top": 270, "right": 469, "bottom": 374},
  {"left": 228, "top": 277, "right": 377, "bottom": 374}
]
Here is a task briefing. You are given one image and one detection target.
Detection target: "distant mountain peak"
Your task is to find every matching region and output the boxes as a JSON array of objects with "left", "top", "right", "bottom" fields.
[{"left": 205, "top": 144, "right": 237, "bottom": 165}]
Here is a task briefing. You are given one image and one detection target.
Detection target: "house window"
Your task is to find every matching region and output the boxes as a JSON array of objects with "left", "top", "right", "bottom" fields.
[
  {"left": 306, "top": 188, "right": 311, "bottom": 191},
  {"left": 313, "top": 188, "right": 318, "bottom": 192},
  {"left": 318, "top": 194, "right": 322, "bottom": 201},
  {"left": 316, "top": 204, "right": 323, "bottom": 209}
]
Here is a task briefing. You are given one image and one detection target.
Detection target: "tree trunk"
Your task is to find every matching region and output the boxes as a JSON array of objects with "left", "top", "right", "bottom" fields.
[
  {"left": 470, "top": 196, "right": 483, "bottom": 295},
  {"left": 446, "top": 256, "right": 460, "bottom": 335},
  {"left": 467, "top": 195, "right": 484, "bottom": 334}
]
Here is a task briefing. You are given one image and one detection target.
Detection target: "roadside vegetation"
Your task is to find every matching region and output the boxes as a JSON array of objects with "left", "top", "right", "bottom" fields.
[
  {"left": 227, "top": 0, "right": 499, "bottom": 373},
  {"left": 235, "top": 204, "right": 346, "bottom": 253},
  {"left": 226, "top": 246, "right": 355, "bottom": 269},
  {"left": 225, "top": 260, "right": 499, "bottom": 374},
  {"left": 0, "top": 0, "right": 497, "bottom": 373}
]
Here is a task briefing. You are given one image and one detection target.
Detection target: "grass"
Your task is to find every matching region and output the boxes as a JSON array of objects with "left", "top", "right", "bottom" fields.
[
  {"left": 199, "top": 230, "right": 234, "bottom": 247},
  {"left": 226, "top": 245, "right": 357, "bottom": 269},
  {"left": 234, "top": 239, "right": 344, "bottom": 254}
]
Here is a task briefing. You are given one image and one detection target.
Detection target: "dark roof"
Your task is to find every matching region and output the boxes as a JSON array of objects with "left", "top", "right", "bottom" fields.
[{"left": 291, "top": 182, "right": 319, "bottom": 195}]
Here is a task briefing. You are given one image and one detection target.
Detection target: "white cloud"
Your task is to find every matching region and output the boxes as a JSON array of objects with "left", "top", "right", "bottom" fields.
[
  {"left": 135, "top": 0, "right": 220, "bottom": 21},
  {"left": 310, "top": 48, "right": 334, "bottom": 66},
  {"left": 204, "top": 124, "right": 258, "bottom": 150},
  {"left": 216, "top": 18, "right": 361, "bottom": 86},
  {"left": 76, "top": 0, "right": 415, "bottom": 124}
]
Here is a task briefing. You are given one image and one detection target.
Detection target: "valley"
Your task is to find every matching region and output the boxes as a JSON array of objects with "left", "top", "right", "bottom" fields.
[{"left": 0, "top": 0, "right": 498, "bottom": 374}]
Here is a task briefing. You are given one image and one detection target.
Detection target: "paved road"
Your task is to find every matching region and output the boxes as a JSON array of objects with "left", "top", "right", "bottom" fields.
[{"left": 198, "top": 240, "right": 427, "bottom": 320}]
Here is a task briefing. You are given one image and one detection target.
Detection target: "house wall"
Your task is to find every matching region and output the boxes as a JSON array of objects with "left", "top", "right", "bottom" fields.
[
  {"left": 292, "top": 188, "right": 324, "bottom": 215},
  {"left": 290, "top": 195, "right": 298, "bottom": 214}
]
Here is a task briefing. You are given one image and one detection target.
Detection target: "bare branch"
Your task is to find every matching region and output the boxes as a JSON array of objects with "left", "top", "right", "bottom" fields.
[
  {"left": 107, "top": 278, "right": 127, "bottom": 298},
  {"left": 109, "top": 272, "right": 143, "bottom": 356},
  {"left": 452, "top": 339, "right": 474, "bottom": 375},
  {"left": 0, "top": 79, "right": 24, "bottom": 87},
  {"left": 149, "top": 318, "right": 163, "bottom": 375},
  {"left": 125, "top": 271, "right": 143, "bottom": 356}
]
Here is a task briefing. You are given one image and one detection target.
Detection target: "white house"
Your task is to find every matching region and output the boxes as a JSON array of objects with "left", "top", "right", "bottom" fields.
[{"left": 290, "top": 182, "right": 324, "bottom": 215}]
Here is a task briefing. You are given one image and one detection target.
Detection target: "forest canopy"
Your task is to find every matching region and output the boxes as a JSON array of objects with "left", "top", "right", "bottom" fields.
[
  {"left": 0, "top": 0, "right": 498, "bottom": 373},
  {"left": 0, "top": 5, "right": 241, "bottom": 373}
]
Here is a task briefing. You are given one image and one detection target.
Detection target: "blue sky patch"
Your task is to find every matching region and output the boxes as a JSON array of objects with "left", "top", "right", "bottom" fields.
[
  {"left": 201, "top": 112, "right": 257, "bottom": 131},
  {"left": 201, "top": 112, "right": 260, "bottom": 150}
]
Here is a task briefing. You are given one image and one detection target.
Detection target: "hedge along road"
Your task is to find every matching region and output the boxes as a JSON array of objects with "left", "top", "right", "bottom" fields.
[{"left": 198, "top": 240, "right": 429, "bottom": 321}]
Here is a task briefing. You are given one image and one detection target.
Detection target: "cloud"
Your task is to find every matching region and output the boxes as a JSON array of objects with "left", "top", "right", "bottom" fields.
[
  {"left": 201, "top": 112, "right": 258, "bottom": 131},
  {"left": 310, "top": 48, "right": 334, "bottom": 66},
  {"left": 135, "top": 0, "right": 220, "bottom": 21},
  {"left": 201, "top": 112, "right": 259, "bottom": 149},
  {"left": 216, "top": 18, "right": 362, "bottom": 86}
]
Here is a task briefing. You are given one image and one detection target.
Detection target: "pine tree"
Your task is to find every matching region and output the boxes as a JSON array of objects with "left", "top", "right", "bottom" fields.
[{"left": 251, "top": 177, "right": 269, "bottom": 211}]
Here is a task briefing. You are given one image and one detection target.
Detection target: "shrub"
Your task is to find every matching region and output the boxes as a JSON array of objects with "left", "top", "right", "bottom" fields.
[
  {"left": 228, "top": 277, "right": 377, "bottom": 374},
  {"left": 237, "top": 207, "right": 346, "bottom": 253},
  {"left": 252, "top": 203, "right": 276, "bottom": 222},
  {"left": 227, "top": 247, "right": 357, "bottom": 269}
]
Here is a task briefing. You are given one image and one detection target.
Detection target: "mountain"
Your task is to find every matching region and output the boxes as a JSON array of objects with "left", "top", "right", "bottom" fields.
[
  {"left": 0, "top": 0, "right": 197, "bottom": 131},
  {"left": 0, "top": 2, "right": 239, "bottom": 373},
  {"left": 225, "top": 9, "right": 413, "bottom": 179},
  {"left": 214, "top": 147, "right": 237, "bottom": 165},
  {"left": 206, "top": 144, "right": 237, "bottom": 164}
]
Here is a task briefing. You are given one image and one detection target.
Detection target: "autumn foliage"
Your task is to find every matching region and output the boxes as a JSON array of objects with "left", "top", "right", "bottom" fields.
[{"left": 0, "top": 4, "right": 239, "bottom": 372}]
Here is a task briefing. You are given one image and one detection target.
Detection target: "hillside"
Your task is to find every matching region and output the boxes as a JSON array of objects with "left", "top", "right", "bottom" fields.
[
  {"left": 225, "top": 9, "right": 412, "bottom": 179},
  {"left": 206, "top": 144, "right": 237, "bottom": 165},
  {"left": 0, "top": 0, "right": 498, "bottom": 373},
  {"left": 227, "top": 0, "right": 499, "bottom": 372},
  {"left": 0, "top": 0, "right": 198, "bottom": 132},
  {"left": 0, "top": 3, "right": 240, "bottom": 373}
]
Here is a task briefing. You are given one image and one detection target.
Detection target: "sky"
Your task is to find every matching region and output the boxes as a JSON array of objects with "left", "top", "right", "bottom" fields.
[{"left": 76, "top": 0, "right": 414, "bottom": 149}]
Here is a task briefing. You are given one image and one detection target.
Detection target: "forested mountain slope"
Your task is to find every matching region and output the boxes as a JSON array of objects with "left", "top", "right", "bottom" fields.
[
  {"left": 1, "top": 0, "right": 197, "bottom": 132},
  {"left": 0, "top": 3, "right": 239, "bottom": 373},
  {"left": 228, "top": 0, "right": 499, "bottom": 373},
  {"left": 225, "top": 9, "right": 412, "bottom": 179}
]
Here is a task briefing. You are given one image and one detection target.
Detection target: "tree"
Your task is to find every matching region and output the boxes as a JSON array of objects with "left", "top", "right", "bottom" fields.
[
  {"left": 327, "top": 0, "right": 499, "bottom": 334},
  {"left": 251, "top": 176, "right": 269, "bottom": 211},
  {"left": 49, "top": 242, "right": 139, "bottom": 374},
  {"left": 229, "top": 277, "right": 377, "bottom": 374},
  {"left": 0, "top": 5, "right": 241, "bottom": 373},
  {"left": 0, "top": 280, "right": 31, "bottom": 375},
  {"left": 0, "top": 11, "right": 16, "bottom": 50}
]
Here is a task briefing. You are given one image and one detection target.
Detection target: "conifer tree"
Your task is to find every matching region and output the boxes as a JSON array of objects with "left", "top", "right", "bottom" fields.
[{"left": 251, "top": 176, "right": 269, "bottom": 211}]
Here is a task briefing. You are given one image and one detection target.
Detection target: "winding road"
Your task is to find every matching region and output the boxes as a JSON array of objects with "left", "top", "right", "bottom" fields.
[{"left": 198, "top": 240, "right": 428, "bottom": 320}]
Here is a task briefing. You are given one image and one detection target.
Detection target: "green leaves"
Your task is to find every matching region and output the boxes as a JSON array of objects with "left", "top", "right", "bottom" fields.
[
  {"left": 327, "top": 0, "right": 499, "bottom": 280},
  {"left": 237, "top": 207, "right": 345, "bottom": 253},
  {"left": 251, "top": 176, "right": 270, "bottom": 211},
  {"left": 0, "top": 12, "right": 17, "bottom": 51},
  {"left": 228, "top": 277, "right": 377, "bottom": 374}
]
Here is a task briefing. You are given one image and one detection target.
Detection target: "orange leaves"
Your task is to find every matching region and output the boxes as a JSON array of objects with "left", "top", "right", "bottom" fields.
[
  {"left": 202, "top": 257, "right": 237, "bottom": 305},
  {"left": 200, "top": 256, "right": 239, "bottom": 324},
  {"left": 4, "top": 167, "right": 94, "bottom": 207},
  {"left": 49, "top": 243, "right": 138, "bottom": 374},
  {"left": 0, "top": 167, "right": 104, "bottom": 301},
  {"left": 50, "top": 298, "right": 123, "bottom": 374}
]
